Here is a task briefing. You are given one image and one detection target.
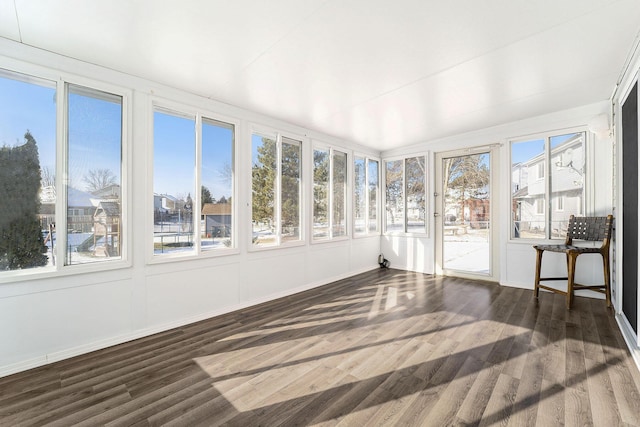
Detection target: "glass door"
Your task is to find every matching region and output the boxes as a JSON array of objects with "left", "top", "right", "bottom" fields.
[{"left": 435, "top": 148, "right": 498, "bottom": 280}]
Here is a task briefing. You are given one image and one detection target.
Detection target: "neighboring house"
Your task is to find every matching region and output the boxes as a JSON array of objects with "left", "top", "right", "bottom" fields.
[
  {"left": 512, "top": 134, "right": 584, "bottom": 236},
  {"left": 67, "top": 187, "right": 97, "bottom": 233},
  {"left": 91, "top": 184, "right": 120, "bottom": 200},
  {"left": 201, "top": 203, "right": 232, "bottom": 237}
]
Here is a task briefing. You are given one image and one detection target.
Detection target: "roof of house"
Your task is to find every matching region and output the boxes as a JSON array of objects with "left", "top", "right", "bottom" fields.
[
  {"left": 95, "top": 201, "right": 121, "bottom": 216},
  {"left": 202, "top": 203, "right": 232, "bottom": 216}
]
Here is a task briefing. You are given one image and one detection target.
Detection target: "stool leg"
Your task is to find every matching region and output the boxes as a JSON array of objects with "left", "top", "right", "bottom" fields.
[
  {"left": 602, "top": 251, "right": 611, "bottom": 308},
  {"left": 566, "top": 252, "right": 578, "bottom": 309},
  {"left": 534, "top": 249, "right": 543, "bottom": 299}
]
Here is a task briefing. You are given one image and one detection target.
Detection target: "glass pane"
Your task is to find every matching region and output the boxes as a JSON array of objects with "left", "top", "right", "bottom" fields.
[
  {"left": 281, "top": 138, "right": 301, "bottom": 243},
  {"left": 252, "top": 134, "right": 276, "bottom": 247},
  {"left": 405, "top": 156, "right": 426, "bottom": 233},
  {"left": 153, "top": 110, "right": 195, "bottom": 256},
  {"left": 368, "top": 159, "right": 379, "bottom": 233},
  {"left": 511, "top": 138, "right": 545, "bottom": 239},
  {"left": 67, "top": 85, "right": 122, "bottom": 265},
  {"left": 332, "top": 151, "right": 347, "bottom": 237},
  {"left": 385, "top": 160, "right": 404, "bottom": 232},
  {"left": 550, "top": 132, "right": 585, "bottom": 239},
  {"left": 201, "top": 118, "right": 233, "bottom": 251},
  {"left": 0, "top": 73, "right": 56, "bottom": 271},
  {"left": 313, "top": 149, "right": 330, "bottom": 240},
  {"left": 354, "top": 156, "right": 366, "bottom": 234},
  {"left": 442, "top": 153, "right": 490, "bottom": 274}
]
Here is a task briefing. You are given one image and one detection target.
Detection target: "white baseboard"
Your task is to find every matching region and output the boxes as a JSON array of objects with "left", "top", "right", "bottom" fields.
[{"left": 616, "top": 312, "right": 640, "bottom": 373}]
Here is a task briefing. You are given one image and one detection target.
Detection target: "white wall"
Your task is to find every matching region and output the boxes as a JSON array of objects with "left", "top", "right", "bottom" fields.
[{"left": 0, "top": 40, "right": 380, "bottom": 377}]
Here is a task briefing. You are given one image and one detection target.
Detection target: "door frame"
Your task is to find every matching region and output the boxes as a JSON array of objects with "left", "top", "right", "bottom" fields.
[{"left": 434, "top": 146, "right": 500, "bottom": 282}]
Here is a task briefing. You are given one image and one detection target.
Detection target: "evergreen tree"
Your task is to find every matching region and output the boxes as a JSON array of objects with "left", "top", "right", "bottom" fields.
[
  {"left": 0, "top": 131, "right": 47, "bottom": 270},
  {"left": 201, "top": 185, "right": 213, "bottom": 208},
  {"left": 252, "top": 137, "right": 276, "bottom": 223},
  {"left": 313, "top": 150, "right": 329, "bottom": 224},
  {"left": 281, "top": 142, "right": 300, "bottom": 232}
]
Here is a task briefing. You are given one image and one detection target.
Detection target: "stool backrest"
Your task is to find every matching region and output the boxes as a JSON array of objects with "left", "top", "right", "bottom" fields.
[{"left": 565, "top": 215, "right": 613, "bottom": 249}]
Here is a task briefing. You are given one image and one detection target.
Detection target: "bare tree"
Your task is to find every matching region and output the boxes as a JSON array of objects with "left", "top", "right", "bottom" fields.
[
  {"left": 41, "top": 166, "right": 56, "bottom": 188},
  {"left": 84, "top": 168, "right": 116, "bottom": 192}
]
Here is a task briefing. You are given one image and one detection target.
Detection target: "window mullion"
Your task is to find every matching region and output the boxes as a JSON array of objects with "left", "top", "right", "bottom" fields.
[
  {"left": 403, "top": 158, "right": 408, "bottom": 233},
  {"left": 55, "top": 79, "right": 68, "bottom": 269},
  {"left": 545, "top": 136, "right": 551, "bottom": 239},
  {"left": 275, "top": 134, "right": 283, "bottom": 245},
  {"left": 194, "top": 115, "right": 202, "bottom": 254},
  {"left": 364, "top": 159, "right": 370, "bottom": 233},
  {"left": 329, "top": 148, "right": 334, "bottom": 239}
]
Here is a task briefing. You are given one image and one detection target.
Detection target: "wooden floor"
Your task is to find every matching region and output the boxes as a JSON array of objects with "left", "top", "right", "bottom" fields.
[{"left": 2, "top": 269, "right": 640, "bottom": 426}]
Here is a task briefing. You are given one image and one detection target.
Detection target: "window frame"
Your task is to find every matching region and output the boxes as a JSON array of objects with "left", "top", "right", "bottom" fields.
[
  {"left": 312, "top": 142, "right": 351, "bottom": 243},
  {"left": 383, "top": 153, "right": 428, "bottom": 236},
  {"left": 0, "top": 66, "right": 133, "bottom": 283},
  {"left": 353, "top": 154, "right": 381, "bottom": 237},
  {"left": 149, "top": 99, "right": 239, "bottom": 264},
  {"left": 509, "top": 127, "right": 590, "bottom": 242},
  {"left": 249, "top": 125, "right": 305, "bottom": 251}
]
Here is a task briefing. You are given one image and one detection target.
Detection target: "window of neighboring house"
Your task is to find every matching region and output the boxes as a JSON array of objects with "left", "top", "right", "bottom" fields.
[
  {"left": 153, "top": 108, "right": 237, "bottom": 257},
  {"left": 153, "top": 109, "right": 196, "bottom": 256},
  {"left": 0, "top": 70, "right": 56, "bottom": 272},
  {"left": 511, "top": 131, "right": 586, "bottom": 239},
  {"left": 354, "top": 156, "right": 380, "bottom": 235},
  {"left": 384, "top": 155, "right": 427, "bottom": 234},
  {"left": 536, "top": 161, "right": 545, "bottom": 179},
  {"left": 251, "top": 132, "right": 302, "bottom": 247},
  {"left": 66, "top": 85, "right": 123, "bottom": 265},
  {"left": 313, "top": 146, "right": 348, "bottom": 241}
]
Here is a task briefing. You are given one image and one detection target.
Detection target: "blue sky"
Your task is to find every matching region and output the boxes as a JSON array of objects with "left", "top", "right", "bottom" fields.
[
  {"left": 0, "top": 76, "right": 56, "bottom": 171},
  {"left": 154, "top": 111, "right": 233, "bottom": 199},
  {"left": 512, "top": 133, "right": 579, "bottom": 164},
  {"left": 1, "top": 74, "right": 232, "bottom": 200}
]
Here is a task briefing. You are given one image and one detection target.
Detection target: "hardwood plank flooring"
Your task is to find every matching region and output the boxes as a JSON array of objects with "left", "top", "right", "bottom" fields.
[{"left": 1, "top": 268, "right": 640, "bottom": 426}]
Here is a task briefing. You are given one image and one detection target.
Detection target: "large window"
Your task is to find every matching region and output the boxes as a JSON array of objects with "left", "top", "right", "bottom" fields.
[
  {"left": 66, "top": 85, "right": 123, "bottom": 265},
  {"left": 313, "top": 147, "right": 348, "bottom": 240},
  {"left": 385, "top": 156, "right": 427, "bottom": 234},
  {"left": 354, "top": 156, "right": 380, "bottom": 235},
  {"left": 511, "top": 131, "right": 585, "bottom": 239},
  {"left": 0, "top": 69, "right": 127, "bottom": 275},
  {"left": 153, "top": 108, "right": 235, "bottom": 256},
  {"left": 251, "top": 132, "right": 302, "bottom": 247}
]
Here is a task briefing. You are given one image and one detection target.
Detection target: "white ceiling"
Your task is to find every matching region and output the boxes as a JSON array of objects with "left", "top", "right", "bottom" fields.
[{"left": 1, "top": 0, "right": 640, "bottom": 151}]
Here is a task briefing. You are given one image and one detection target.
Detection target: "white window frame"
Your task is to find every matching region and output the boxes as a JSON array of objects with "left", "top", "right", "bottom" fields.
[
  {"left": 383, "top": 154, "right": 428, "bottom": 236},
  {"left": 509, "top": 127, "right": 590, "bottom": 242},
  {"left": 249, "top": 125, "right": 305, "bottom": 251},
  {"left": 0, "top": 65, "right": 132, "bottom": 283},
  {"left": 353, "top": 154, "right": 381, "bottom": 237},
  {"left": 149, "top": 99, "right": 239, "bottom": 264},
  {"left": 312, "top": 142, "right": 350, "bottom": 243},
  {"left": 556, "top": 195, "right": 565, "bottom": 212}
]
